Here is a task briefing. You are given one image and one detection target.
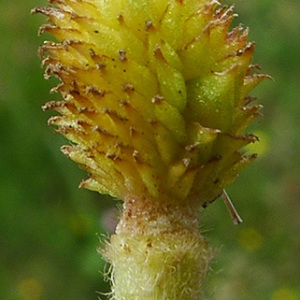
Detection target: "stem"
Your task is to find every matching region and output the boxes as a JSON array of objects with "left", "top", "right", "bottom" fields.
[{"left": 103, "top": 197, "right": 212, "bottom": 300}]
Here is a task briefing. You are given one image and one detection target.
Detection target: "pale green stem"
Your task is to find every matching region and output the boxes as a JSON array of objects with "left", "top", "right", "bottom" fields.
[{"left": 103, "top": 197, "right": 212, "bottom": 300}]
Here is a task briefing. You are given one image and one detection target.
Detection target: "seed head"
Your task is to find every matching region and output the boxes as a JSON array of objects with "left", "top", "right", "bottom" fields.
[{"left": 33, "top": 0, "right": 269, "bottom": 207}]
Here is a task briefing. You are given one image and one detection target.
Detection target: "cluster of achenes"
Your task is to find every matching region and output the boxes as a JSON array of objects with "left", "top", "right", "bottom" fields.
[{"left": 33, "top": 0, "right": 268, "bottom": 299}]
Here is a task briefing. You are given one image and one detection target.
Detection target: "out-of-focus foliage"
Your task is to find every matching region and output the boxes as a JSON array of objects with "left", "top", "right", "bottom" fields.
[{"left": 0, "top": 0, "right": 299, "bottom": 299}]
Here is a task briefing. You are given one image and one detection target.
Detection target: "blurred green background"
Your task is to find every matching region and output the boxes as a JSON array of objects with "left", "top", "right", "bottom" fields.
[{"left": 1, "top": 0, "right": 299, "bottom": 299}]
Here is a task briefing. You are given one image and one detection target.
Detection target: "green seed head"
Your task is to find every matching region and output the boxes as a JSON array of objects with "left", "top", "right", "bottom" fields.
[{"left": 33, "top": 0, "right": 269, "bottom": 206}]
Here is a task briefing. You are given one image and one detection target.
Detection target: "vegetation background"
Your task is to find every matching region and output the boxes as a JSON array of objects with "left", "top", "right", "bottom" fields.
[{"left": 1, "top": 0, "right": 299, "bottom": 299}]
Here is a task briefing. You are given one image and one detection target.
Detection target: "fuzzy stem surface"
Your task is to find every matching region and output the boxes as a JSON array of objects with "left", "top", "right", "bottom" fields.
[{"left": 103, "top": 197, "right": 212, "bottom": 300}]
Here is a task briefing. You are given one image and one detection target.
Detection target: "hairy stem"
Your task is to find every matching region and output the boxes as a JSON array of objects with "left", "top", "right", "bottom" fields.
[{"left": 103, "top": 197, "right": 212, "bottom": 299}]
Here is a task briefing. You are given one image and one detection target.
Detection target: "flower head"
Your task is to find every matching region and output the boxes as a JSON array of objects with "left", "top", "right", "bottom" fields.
[{"left": 33, "top": 0, "right": 269, "bottom": 207}]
